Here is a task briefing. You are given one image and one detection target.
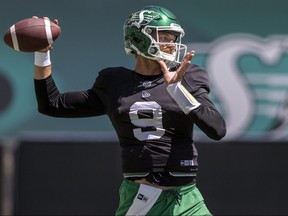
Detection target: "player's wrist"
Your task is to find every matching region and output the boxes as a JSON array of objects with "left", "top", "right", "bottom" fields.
[
  {"left": 34, "top": 50, "right": 51, "bottom": 67},
  {"left": 166, "top": 82, "right": 201, "bottom": 114}
]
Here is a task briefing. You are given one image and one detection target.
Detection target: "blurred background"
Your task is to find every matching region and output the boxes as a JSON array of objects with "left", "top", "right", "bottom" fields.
[{"left": 0, "top": 0, "right": 288, "bottom": 215}]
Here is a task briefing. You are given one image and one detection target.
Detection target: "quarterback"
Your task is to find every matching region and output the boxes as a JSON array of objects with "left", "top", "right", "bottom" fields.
[{"left": 33, "top": 5, "right": 226, "bottom": 216}]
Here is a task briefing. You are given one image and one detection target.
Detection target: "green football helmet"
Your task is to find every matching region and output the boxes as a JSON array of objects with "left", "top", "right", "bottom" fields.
[{"left": 124, "top": 6, "right": 187, "bottom": 68}]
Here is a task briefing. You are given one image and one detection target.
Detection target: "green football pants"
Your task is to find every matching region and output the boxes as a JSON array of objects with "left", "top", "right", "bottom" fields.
[{"left": 115, "top": 179, "right": 212, "bottom": 216}]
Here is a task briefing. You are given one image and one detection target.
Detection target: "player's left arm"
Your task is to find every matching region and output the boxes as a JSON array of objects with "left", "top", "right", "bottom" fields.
[
  {"left": 165, "top": 64, "right": 226, "bottom": 140},
  {"left": 186, "top": 88, "right": 226, "bottom": 140}
]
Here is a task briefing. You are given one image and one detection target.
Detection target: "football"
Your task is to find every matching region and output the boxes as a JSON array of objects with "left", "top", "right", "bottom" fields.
[{"left": 3, "top": 17, "right": 61, "bottom": 52}]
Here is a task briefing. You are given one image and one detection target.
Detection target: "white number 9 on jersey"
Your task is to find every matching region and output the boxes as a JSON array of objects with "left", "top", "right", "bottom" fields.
[{"left": 129, "top": 101, "right": 165, "bottom": 141}]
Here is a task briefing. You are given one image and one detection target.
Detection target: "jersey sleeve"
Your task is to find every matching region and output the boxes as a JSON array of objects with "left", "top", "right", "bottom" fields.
[
  {"left": 182, "top": 64, "right": 210, "bottom": 95},
  {"left": 34, "top": 75, "right": 105, "bottom": 118},
  {"left": 182, "top": 64, "right": 226, "bottom": 140}
]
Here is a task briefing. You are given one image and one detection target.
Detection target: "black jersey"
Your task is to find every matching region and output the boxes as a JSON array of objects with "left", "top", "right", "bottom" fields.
[{"left": 34, "top": 64, "right": 226, "bottom": 175}]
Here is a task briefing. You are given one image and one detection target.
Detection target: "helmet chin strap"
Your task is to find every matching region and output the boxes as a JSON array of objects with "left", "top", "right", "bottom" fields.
[
  {"left": 164, "top": 59, "right": 178, "bottom": 70},
  {"left": 137, "top": 51, "right": 177, "bottom": 70},
  {"left": 158, "top": 49, "right": 180, "bottom": 70}
]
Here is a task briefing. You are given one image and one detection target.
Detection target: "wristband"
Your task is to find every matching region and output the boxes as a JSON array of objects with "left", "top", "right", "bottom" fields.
[
  {"left": 166, "top": 82, "right": 201, "bottom": 114},
  {"left": 34, "top": 51, "right": 51, "bottom": 67}
]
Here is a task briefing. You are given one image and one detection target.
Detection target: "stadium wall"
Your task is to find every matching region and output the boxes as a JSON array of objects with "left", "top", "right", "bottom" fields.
[{"left": 1, "top": 133, "right": 286, "bottom": 216}]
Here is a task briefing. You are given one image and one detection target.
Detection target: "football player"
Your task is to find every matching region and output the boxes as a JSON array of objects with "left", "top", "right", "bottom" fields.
[{"left": 33, "top": 5, "right": 226, "bottom": 216}]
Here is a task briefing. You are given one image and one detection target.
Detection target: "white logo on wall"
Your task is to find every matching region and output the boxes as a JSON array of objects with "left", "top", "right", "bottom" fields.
[{"left": 188, "top": 33, "right": 288, "bottom": 141}]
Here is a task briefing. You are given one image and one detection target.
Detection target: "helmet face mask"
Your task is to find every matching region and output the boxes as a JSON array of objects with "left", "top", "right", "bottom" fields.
[{"left": 124, "top": 6, "right": 187, "bottom": 69}]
